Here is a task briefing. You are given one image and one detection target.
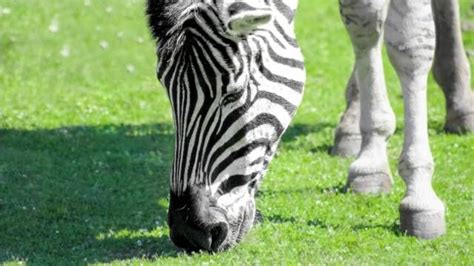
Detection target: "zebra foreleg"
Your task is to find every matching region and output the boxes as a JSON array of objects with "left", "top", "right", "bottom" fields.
[
  {"left": 331, "top": 67, "right": 362, "bottom": 157},
  {"left": 386, "top": 0, "right": 446, "bottom": 239},
  {"left": 339, "top": 0, "right": 395, "bottom": 194},
  {"left": 432, "top": 0, "right": 474, "bottom": 134}
]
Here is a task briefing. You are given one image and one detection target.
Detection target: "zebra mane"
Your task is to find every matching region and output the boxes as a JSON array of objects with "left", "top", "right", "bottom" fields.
[
  {"left": 146, "top": 0, "right": 193, "bottom": 38},
  {"left": 147, "top": 0, "right": 215, "bottom": 54}
]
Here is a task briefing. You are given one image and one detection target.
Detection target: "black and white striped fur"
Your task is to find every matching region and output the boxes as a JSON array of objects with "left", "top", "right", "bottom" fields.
[{"left": 147, "top": 0, "right": 304, "bottom": 251}]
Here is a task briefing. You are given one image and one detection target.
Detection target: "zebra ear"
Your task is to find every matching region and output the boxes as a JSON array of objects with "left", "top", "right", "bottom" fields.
[
  {"left": 272, "top": 0, "right": 298, "bottom": 23},
  {"left": 277, "top": 0, "right": 299, "bottom": 12},
  {"left": 226, "top": 1, "right": 273, "bottom": 36},
  {"left": 227, "top": 10, "right": 272, "bottom": 35}
]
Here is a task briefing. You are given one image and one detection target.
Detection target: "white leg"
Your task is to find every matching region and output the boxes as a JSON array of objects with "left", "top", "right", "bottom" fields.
[
  {"left": 385, "top": 0, "right": 446, "bottom": 239},
  {"left": 339, "top": 0, "right": 396, "bottom": 193},
  {"left": 332, "top": 68, "right": 362, "bottom": 157}
]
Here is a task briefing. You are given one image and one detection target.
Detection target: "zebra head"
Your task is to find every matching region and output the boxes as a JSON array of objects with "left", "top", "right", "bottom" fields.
[{"left": 147, "top": 0, "right": 304, "bottom": 252}]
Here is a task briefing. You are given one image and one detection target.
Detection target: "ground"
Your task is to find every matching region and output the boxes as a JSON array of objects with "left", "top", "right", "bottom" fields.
[{"left": 0, "top": 0, "right": 473, "bottom": 265}]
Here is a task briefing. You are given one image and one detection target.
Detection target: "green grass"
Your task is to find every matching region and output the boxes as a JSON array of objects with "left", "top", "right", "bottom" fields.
[{"left": 1, "top": 0, "right": 473, "bottom": 265}]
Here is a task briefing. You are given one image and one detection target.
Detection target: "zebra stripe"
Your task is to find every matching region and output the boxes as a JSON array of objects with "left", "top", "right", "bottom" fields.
[{"left": 150, "top": 1, "right": 305, "bottom": 195}]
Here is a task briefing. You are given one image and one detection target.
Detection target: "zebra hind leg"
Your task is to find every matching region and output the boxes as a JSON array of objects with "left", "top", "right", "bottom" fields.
[
  {"left": 339, "top": 0, "right": 395, "bottom": 194},
  {"left": 331, "top": 67, "right": 362, "bottom": 157},
  {"left": 385, "top": 0, "right": 446, "bottom": 239},
  {"left": 432, "top": 0, "right": 474, "bottom": 134}
]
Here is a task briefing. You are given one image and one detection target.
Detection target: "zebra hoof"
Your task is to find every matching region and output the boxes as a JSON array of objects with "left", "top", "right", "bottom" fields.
[
  {"left": 444, "top": 112, "right": 474, "bottom": 134},
  {"left": 400, "top": 208, "right": 446, "bottom": 239},
  {"left": 331, "top": 134, "right": 361, "bottom": 157},
  {"left": 346, "top": 172, "right": 392, "bottom": 194}
]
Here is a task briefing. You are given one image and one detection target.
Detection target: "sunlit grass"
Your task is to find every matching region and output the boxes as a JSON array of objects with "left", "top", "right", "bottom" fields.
[{"left": 0, "top": 0, "right": 473, "bottom": 265}]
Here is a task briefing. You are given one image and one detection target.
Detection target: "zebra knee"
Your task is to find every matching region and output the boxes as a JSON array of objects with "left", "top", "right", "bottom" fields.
[
  {"left": 385, "top": 0, "right": 435, "bottom": 77},
  {"left": 339, "top": 0, "right": 390, "bottom": 51}
]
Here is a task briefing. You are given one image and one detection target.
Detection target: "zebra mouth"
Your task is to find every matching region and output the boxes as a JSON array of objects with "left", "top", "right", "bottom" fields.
[{"left": 167, "top": 187, "right": 256, "bottom": 252}]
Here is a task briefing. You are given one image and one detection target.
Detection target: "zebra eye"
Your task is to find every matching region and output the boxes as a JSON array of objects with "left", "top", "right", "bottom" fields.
[{"left": 221, "top": 88, "right": 245, "bottom": 106}]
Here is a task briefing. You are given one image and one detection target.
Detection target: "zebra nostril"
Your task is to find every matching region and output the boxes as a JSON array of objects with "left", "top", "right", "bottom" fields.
[
  {"left": 169, "top": 222, "right": 228, "bottom": 252},
  {"left": 169, "top": 225, "right": 212, "bottom": 252},
  {"left": 209, "top": 222, "right": 228, "bottom": 251},
  {"left": 168, "top": 188, "right": 231, "bottom": 252}
]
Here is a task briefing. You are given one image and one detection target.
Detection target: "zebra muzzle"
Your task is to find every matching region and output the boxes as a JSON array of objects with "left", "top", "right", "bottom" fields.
[{"left": 168, "top": 188, "right": 230, "bottom": 252}]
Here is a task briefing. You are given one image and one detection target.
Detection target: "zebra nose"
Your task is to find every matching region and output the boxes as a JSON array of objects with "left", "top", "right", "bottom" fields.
[
  {"left": 227, "top": 2, "right": 272, "bottom": 35},
  {"left": 169, "top": 213, "right": 229, "bottom": 252},
  {"left": 208, "top": 221, "right": 229, "bottom": 251}
]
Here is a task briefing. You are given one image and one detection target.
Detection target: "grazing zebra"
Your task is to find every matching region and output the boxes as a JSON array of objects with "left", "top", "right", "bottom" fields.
[
  {"left": 332, "top": 0, "right": 474, "bottom": 157},
  {"left": 147, "top": 0, "right": 451, "bottom": 252},
  {"left": 147, "top": 0, "right": 304, "bottom": 251}
]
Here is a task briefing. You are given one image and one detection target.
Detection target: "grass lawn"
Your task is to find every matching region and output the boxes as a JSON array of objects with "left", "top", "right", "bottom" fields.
[{"left": 1, "top": 0, "right": 473, "bottom": 265}]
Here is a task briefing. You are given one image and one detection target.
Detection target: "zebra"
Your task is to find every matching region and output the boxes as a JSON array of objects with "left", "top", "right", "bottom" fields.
[
  {"left": 147, "top": 0, "right": 449, "bottom": 252},
  {"left": 332, "top": 0, "right": 474, "bottom": 157},
  {"left": 147, "top": 0, "right": 304, "bottom": 252}
]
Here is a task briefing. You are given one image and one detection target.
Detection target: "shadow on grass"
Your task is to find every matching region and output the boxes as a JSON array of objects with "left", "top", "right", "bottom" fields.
[
  {"left": 267, "top": 215, "right": 400, "bottom": 235},
  {"left": 281, "top": 122, "right": 338, "bottom": 155},
  {"left": 266, "top": 216, "right": 328, "bottom": 230},
  {"left": 265, "top": 214, "right": 299, "bottom": 224},
  {"left": 259, "top": 183, "right": 347, "bottom": 198},
  {"left": 265, "top": 214, "right": 401, "bottom": 235},
  {"left": 0, "top": 124, "right": 178, "bottom": 264},
  {"left": 0, "top": 122, "right": 341, "bottom": 263},
  {"left": 282, "top": 122, "right": 336, "bottom": 142},
  {"left": 350, "top": 221, "right": 402, "bottom": 236}
]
